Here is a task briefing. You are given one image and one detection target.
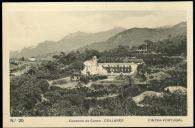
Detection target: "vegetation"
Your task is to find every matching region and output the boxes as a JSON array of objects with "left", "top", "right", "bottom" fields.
[
  {"left": 80, "top": 75, "right": 108, "bottom": 84},
  {"left": 10, "top": 34, "right": 187, "bottom": 116}
]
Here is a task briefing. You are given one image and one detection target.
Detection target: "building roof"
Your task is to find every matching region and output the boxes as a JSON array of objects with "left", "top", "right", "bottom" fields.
[
  {"left": 99, "top": 63, "right": 136, "bottom": 67},
  {"left": 99, "top": 59, "right": 143, "bottom": 66}
]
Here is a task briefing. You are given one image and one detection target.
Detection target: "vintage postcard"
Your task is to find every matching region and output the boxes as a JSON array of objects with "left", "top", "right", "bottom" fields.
[{"left": 3, "top": 2, "right": 193, "bottom": 127}]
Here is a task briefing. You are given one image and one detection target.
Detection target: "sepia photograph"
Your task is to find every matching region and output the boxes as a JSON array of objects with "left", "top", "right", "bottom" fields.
[{"left": 3, "top": 2, "right": 193, "bottom": 127}]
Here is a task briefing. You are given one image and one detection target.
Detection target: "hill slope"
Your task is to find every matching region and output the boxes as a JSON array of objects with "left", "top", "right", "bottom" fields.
[
  {"left": 10, "top": 27, "right": 125, "bottom": 58},
  {"left": 79, "top": 22, "right": 186, "bottom": 52}
]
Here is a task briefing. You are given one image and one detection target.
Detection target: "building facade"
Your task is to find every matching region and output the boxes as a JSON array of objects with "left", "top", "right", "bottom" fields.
[
  {"left": 81, "top": 56, "right": 143, "bottom": 76},
  {"left": 81, "top": 56, "right": 107, "bottom": 75}
]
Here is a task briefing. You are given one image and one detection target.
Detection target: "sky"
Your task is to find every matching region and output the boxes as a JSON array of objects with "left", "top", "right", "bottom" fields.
[{"left": 3, "top": 4, "right": 186, "bottom": 51}]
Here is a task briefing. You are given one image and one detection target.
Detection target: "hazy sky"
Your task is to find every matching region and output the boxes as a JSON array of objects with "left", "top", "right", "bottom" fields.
[{"left": 3, "top": 4, "right": 186, "bottom": 51}]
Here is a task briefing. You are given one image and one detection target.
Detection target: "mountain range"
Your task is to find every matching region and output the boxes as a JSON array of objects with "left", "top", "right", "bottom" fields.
[
  {"left": 10, "top": 22, "right": 186, "bottom": 58},
  {"left": 79, "top": 22, "right": 187, "bottom": 52},
  {"left": 10, "top": 27, "right": 125, "bottom": 58}
]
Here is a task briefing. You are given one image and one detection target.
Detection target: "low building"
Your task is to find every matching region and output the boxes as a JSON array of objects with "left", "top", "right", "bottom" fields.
[
  {"left": 28, "top": 57, "right": 36, "bottom": 62},
  {"left": 81, "top": 56, "right": 144, "bottom": 76},
  {"left": 71, "top": 72, "right": 81, "bottom": 81}
]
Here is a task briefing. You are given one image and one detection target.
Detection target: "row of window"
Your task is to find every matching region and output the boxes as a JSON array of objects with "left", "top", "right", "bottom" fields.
[
  {"left": 102, "top": 65, "right": 131, "bottom": 68},
  {"left": 109, "top": 68, "right": 131, "bottom": 72}
]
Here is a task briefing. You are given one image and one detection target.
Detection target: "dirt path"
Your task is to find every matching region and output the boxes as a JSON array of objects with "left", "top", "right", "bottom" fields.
[
  {"left": 85, "top": 93, "right": 119, "bottom": 100},
  {"left": 47, "top": 77, "right": 78, "bottom": 89}
]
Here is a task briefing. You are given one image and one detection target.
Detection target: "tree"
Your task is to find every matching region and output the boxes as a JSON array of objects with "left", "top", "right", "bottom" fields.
[{"left": 10, "top": 74, "right": 49, "bottom": 116}]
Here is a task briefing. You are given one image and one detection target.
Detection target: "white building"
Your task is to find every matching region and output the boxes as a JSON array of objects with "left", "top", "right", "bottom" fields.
[
  {"left": 81, "top": 56, "right": 107, "bottom": 75},
  {"left": 28, "top": 57, "right": 36, "bottom": 62},
  {"left": 81, "top": 56, "right": 143, "bottom": 76}
]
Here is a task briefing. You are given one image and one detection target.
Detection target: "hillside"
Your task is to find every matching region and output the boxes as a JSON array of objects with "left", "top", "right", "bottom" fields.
[
  {"left": 10, "top": 27, "right": 125, "bottom": 58},
  {"left": 79, "top": 22, "right": 187, "bottom": 52}
]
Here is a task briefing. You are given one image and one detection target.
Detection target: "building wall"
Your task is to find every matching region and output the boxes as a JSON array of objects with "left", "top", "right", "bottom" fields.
[
  {"left": 81, "top": 56, "right": 142, "bottom": 76},
  {"left": 99, "top": 63, "right": 132, "bottom": 73},
  {"left": 81, "top": 56, "right": 107, "bottom": 75}
]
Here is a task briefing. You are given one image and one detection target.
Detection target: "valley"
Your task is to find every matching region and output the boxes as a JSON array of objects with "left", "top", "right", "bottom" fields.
[{"left": 10, "top": 22, "right": 187, "bottom": 116}]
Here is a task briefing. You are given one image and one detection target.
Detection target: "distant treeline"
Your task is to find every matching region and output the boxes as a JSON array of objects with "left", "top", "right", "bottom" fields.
[{"left": 52, "top": 33, "right": 186, "bottom": 65}]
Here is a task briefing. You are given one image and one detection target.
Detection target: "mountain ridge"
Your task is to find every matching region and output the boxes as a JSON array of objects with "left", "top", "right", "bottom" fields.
[
  {"left": 10, "top": 22, "right": 186, "bottom": 58},
  {"left": 10, "top": 27, "right": 126, "bottom": 58},
  {"left": 78, "top": 22, "right": 187, "bottom": 52}
]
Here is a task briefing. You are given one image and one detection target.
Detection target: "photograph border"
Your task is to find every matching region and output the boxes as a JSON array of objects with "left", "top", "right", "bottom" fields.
[{"left": 3, "top": 1, "right": 194, "bottom": 127}]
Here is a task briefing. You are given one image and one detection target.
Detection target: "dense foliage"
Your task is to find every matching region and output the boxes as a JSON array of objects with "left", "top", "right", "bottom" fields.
[{"left": 10, "top": 34, "right": 187, "bottom": 116}]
